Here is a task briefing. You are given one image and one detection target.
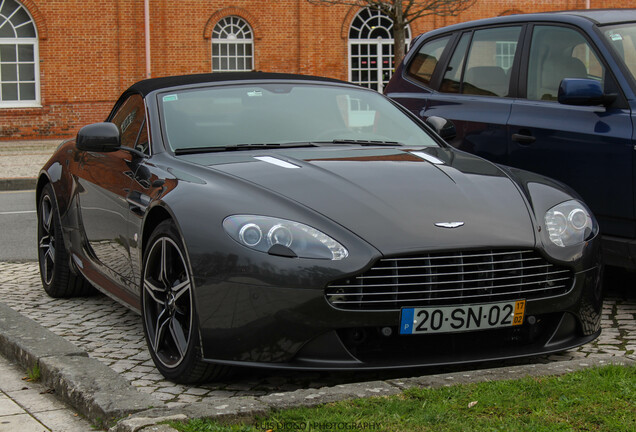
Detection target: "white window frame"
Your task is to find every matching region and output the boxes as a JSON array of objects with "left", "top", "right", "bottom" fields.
[
  {"left": 496, "top": 41, "right": 518, "bottom": 71},
  {"left": 0, "top": 0, "right": 40, "bottom": 108},
  {"left": 348, "top": 8, "right": 410, "bottom": 92},
  {"left": 211, "top": 16, "right": 254, "bottom": 72}
]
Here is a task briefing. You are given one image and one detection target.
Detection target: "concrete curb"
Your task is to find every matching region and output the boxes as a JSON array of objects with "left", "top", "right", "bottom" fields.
[
  {"left": 0, "top": 302, "right": 155, "bottom": 429},
  {"left": 1, "top": 299, "right": 634, "bottom": 432},
  {"left": 0, "top": 177, "right": 37, "bottom": 191}
]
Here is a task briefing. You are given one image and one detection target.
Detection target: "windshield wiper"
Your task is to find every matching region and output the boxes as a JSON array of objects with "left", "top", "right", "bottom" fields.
[
  {"left": 174, "top": 142, "right": 317, "bottom": 155},
  {"left": 327, "top": 139, "right": 403, "bottom": 146}
]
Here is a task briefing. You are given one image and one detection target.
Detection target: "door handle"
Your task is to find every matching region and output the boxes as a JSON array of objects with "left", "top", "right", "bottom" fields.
[{"left": 511, "top": 133, "right": 536, "bottom": 145}]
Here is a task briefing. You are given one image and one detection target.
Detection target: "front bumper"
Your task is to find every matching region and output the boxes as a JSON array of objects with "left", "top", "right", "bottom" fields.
[{"left": 196, "top": 263, "right": 602, "bottom": 370}]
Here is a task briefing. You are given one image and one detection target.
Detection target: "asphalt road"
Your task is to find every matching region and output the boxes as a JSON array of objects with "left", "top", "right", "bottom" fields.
[{"left": 0, "top": 190, "right": 37, "bottom": 261}]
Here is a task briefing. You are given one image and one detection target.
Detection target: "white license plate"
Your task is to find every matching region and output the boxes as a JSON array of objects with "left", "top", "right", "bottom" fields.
[{"left": 400, "top": 300, "right": 526, "bottom": 335}]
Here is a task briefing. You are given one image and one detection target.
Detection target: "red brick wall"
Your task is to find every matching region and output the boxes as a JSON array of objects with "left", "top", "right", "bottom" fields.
[{"left": 0, "top": 0, "right": 631, "bottom": 140}]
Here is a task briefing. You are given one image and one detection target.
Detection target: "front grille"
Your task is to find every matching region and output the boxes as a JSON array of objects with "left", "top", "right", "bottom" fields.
[{"left": 326, "top": 250, "right": 573, "bottom": 310}]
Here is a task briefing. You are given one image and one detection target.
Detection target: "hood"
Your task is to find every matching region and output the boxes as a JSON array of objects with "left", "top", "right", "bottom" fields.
[{"left": 181, "top": 146, "right": 536, "bottom": 255}]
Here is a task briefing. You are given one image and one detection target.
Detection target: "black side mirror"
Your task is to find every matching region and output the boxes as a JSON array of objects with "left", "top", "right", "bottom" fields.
[
  {"left": 76, "top": 122, "right": 121, "bottom": 152},
  {"left": 425, "top": 116, "right": 456, "bottom": 142},
  {"left": 558, "top": 78, "right": 617, "bottom": 107}
]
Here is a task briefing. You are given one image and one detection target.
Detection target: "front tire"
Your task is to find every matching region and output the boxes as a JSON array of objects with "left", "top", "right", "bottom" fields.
[
  {"left": 141, "top": 220, "right": 227, "bottom": 383},
  {"left": 37, "top": 183, "right": 93, "bottom": 297}
]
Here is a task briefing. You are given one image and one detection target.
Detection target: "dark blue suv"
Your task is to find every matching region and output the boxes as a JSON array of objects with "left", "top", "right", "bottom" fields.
[{"left": 386, "top": 9, "right": 636, "bottom": 270}]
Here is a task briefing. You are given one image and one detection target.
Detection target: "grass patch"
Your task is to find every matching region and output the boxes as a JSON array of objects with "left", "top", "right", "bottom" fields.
[
  {"left": 24, "top": 363, "right": 41, "bottom": 382},
  {"left": 171, "top": 365, "right": 635, "bottom": 432}
]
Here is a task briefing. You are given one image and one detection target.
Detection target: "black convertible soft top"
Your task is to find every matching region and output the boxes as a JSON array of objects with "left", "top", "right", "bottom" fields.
[{"left": 126, "top": 72, "right": 350, "bottom": 97}]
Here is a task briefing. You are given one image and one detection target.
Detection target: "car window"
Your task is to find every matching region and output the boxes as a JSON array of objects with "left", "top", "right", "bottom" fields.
[
  {"left": 527, "top": 26, "right": 605, "bottom": 102},
  {"left": 440, "top": 33, "right": 470, "bottom": 93},
  {"left": 406, "top": 36, "right": 451, "bottom": 87},
  {"left": 110, "top": 94, "right": 147, "bottom": 151},
  {"left": 602, "top": 23, "right": 636, "bottom": 85},
  {"left": 462, "top": 26, "right": 521, "bottom": 97}
]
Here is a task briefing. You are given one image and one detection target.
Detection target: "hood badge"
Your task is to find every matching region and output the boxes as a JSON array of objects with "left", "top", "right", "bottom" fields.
[{"left": 435, "top": 222, "right": 465, "bottom": 228}]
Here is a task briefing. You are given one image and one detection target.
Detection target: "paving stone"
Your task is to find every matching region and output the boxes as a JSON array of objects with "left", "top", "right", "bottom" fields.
[
  {"left": 7, "top": 387, "right": 69, "bottom": 413},
  {"left": 0, "top": 412, "right": 50, "bottom": 431},
  {"left": 31, "top": 409, "right": 95, "bottom": 432},
  {"left": 0, "top": 394, "right": 23, "bottom": 416},
  {"left": 151, "top": 392, "right": 176, "bottom": 401},
  {"left": 175, "top": 394, "right": 201, "bottom": 404},
  {"left": 183, "top": 388, "right": 210, "bottom": 396}
]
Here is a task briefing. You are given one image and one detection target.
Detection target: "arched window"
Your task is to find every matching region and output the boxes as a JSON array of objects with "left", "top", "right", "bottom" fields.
[
  {"left": 0, "top": 0, "right": 39, "bottom": 107},
  {"left": 212, "top": 16, "right": 253, "bottom": 72},
  {"left": 349, "top": 8, "right": 410, "bottom": 92}
]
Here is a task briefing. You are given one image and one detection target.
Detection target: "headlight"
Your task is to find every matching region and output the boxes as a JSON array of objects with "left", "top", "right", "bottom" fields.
[
  {"left": 544, "top": 200, "right": 596, "bottom": 247},
  {"left": 223, "top": 215, "right": 349, "bottom": 260}
]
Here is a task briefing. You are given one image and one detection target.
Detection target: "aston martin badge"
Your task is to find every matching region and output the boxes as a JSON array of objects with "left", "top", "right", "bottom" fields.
[{"left": 435, "top": 222, "right": 465, "bottom": 228}]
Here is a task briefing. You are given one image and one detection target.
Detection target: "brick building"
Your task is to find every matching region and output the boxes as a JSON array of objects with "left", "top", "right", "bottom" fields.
[{"left": 0, "top": 0, "right": 629, "bottom": 140}]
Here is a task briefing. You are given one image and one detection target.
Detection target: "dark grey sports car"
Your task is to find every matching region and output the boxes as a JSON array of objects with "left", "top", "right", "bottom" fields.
[{"left": 37, "top": 72, "right": 603, "bottom": 383}]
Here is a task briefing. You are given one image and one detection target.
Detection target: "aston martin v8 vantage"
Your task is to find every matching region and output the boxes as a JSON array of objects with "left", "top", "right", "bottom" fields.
[{"left": 37, "top": 72, "right": 603, "bottom": 383}]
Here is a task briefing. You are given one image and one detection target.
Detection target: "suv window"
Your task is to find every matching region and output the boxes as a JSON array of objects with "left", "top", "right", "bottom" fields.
[
  {"left": 406, "top": 36, "right": 451, "bottom": 87},
  {"left": 439, "top": 27, "right": 521, "bottom": 97},
  {"left": 441, "top": 33, "right": 470, "bottom": 93},
  {"left": 603, "top": 24, "right": 636, "bottom": 84},
  {"left": 527, "top": 25, "right": 605, "bottom": 101},
  {"left": 463, "top": 27, "right": 521, "bottom": 97}
]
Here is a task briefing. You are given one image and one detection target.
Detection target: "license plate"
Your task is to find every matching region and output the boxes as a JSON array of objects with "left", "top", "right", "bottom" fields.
[{"left": 400, "top": 300, "right": 526, "bottom": 335}]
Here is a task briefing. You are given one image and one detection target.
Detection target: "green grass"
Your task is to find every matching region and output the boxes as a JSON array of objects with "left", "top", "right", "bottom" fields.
[
  {"left": 25, "top": 363, "right": 41, "bottom": 382},
  {"left": 171, "top": 365, "right": 635, "bottom": 432}
]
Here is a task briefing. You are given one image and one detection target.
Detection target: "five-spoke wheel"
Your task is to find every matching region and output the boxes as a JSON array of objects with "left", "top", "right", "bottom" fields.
[
  {"left": 39, "top": 193, "right": 56, "bottom": 286},
  {"left": 143, "top": 235, "right": 194, "bottom": 369},
  {"left": 141, "top": 220, "right": 226, "bottom": 383},
  {"left": 37, "top": 183, "right": 93, "bottom": 297}
]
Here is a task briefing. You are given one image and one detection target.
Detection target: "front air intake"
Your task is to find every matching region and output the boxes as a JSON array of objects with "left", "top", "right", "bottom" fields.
[{"left": 326, "top": 249, "right": 573, "bottom": 311}]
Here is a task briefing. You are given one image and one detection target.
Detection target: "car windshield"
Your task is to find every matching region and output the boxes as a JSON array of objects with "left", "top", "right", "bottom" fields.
[
  {"left": 602, "top": 22, "right": 636, "bottom": 83},
  {"left": 159, "top": 83, "right": 438, "bottom": 152}
]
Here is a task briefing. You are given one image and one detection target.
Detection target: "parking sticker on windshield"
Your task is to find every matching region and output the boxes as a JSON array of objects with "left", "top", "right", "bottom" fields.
[
  {"left": 163, "top": 94, "right": 178, "bottom": 102},
  {"left": 609, "top": 32, "right": 623, "bottom": 41}
]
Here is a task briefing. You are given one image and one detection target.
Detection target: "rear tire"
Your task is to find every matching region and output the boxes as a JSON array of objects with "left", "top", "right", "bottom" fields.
[
  {"left": 37, "top": 183, "right": 94, "bottom": 298},
  {"left": 141, "top": 220, "right": 229, "bottom": 383}
]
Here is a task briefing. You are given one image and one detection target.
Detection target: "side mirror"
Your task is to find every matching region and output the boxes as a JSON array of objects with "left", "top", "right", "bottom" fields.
[
  {"left": 558, "top": 78, "right": 616, "bottom": 107},
  {"left": 425, "top": 116, "right": 456, "bottom": 142},
  {"left": 76, "top": 122, "right": 120, "bottom": 152}
]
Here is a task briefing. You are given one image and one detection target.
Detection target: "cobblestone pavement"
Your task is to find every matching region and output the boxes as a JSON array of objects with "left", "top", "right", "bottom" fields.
[{"left": 1, "top": 262, "right": 634, "bottom": 409}]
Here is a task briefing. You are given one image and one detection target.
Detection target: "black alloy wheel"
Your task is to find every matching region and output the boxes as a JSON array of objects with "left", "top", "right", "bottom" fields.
[
  {"left": 141, "top": 220, "right": 226, "bottom": 383},
  {"left": 37, "top": 183, "right": 93, "bottom": 297},
  {"left": 39, "top": 191, "right": 56, "bottom": 286}
]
